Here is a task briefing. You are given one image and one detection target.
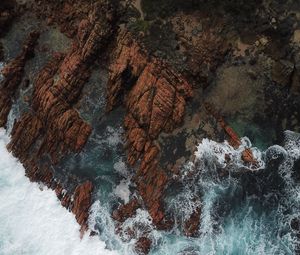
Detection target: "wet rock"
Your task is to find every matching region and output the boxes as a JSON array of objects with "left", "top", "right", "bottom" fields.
[
  {"left": 72, "top": 181, "right": 93, "bottom": 233},
  {"left": 205, "top": 103, "right": 258, "bottom": 166},
  {"left": 135, "top": 237, "right": 152, "bottom": 255},
  {"left": 7, "top": 0, "right": 119, "bottom": 233},
  {"left": 107, "top": 30, "right": 192, "bottom": 230},
  {"left": 112, "top": 198, "right": 141, "bottom": 222},
  {"left": 183, "top": 206, "right": 201, "bottom": 237},
  {"left": 0, "top": 31, "right": 40, "bottom": 127}
]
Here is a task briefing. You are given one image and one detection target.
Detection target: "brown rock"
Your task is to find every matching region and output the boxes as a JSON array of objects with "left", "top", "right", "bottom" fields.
[
  {"left": 135, "top": 237, "right": 152, "bottom": 255},
  {"left": 205, "top": 102, "right": 258, "bottom": 166},
  {"left": 107, "top": 31, "right": 193, "bottom": 232},
  {"left": 72, "top": 181, "right": 93, "bottom": 233},
  {"left": 183, "top": 206, "right": 201, "bottom": 237},
  {"left": 112, "top": 198, "right": 141, "bottom": 222},
  {"left": 6, "top": 0, "right": 118, "bottom": 234}
]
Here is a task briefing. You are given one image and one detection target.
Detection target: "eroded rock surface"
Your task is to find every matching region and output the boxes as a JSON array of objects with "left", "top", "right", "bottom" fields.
[{"left": 108, "top": 30, "right": 193, "bottom": 230}]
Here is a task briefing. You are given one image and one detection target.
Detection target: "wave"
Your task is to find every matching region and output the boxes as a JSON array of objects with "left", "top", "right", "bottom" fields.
[{"left": 0, "top": 128, "right": 118, "bottom": 255}]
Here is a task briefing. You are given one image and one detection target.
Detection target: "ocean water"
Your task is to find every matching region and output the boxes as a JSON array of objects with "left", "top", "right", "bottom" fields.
[
  {"left": 0, "top": 129, "right": 117, "bottom": 255},
  {"left": 1, "top": 123, "right": 300, "bottom": 254},
  {"left": 82, "top": 129, "right": 300, "bottom": 255}
]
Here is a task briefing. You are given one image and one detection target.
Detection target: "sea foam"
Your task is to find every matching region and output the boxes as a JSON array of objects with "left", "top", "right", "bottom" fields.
[{"left": 0, "top": 128, "right": 118, "bottom": 255}]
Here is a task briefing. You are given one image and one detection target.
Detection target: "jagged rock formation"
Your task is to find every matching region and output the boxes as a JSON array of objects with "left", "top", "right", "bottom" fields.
[
  {"left": 4, "top": 0, "right": 119, "bottom": 233},
  {"left": 72, "top": 180, "right": 94, "bottom": 233},
  {"left": 107, "top": 30, "right": 193, "bottom": 230},
  {"left": 204, "top": 102, "right": 258, "bottom": 167},
  {"left": 112, "top": 198, "right": 141, "bottom": 222},
  {"left": 135, "top": 237, "right": 152, "bottom": 255},
  {"left": 106, "top": 25, "right": 231, "bottom": 247}
]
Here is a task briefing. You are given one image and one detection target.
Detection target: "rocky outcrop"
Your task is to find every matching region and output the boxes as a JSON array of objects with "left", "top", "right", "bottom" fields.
[
  {"left": 183, "top": 206, "right": 201, "bottom": 237},
  {"left": 171, "top": 13, "right": 230, "bottom": 83},
  {"left": 108, "top": 30, "right": 193, "bottom": 230},
  {"left": 112, "top": 198, "right": 141, "bottom": 222},
  {"left": 135, "top": 237, "right": 152, "bottom": 255},
  {"left": 72, "top": 181, "right": 93, "bottom": 233},
  {"left": 6, "top": 0, "right": 119, "bottom": 233},
  {"left": 0, "top": 31, "right": 40, "bottom": 127},
  {"left": 204, "top": 102, "right": 258, "bottom": 167}
]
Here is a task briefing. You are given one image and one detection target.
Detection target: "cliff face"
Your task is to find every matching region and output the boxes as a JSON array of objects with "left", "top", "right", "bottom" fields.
[{"left": 2, "top": 0, "right": 119, "bottom": 233}]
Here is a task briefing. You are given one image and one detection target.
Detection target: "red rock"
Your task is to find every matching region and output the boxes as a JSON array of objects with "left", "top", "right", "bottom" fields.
[
  {"left": 112, "top": 198, "right": 141, "bottom": 222},
  {"left": 204, "top": 102, "right": 258, "bottom": 166},
  {"left": 135, "top": 237, "right": 152, "bottom": 255},
  {"left": 72, "top": 181, "right": 93, "bottom": 233},
  {"left": 6, "top": 1, "right": 118, "bottom": 234},
  {"left": 184, "top": 206, "right": 201, "bottom": 237},
  {"left": 107, "top": 31, "right": 192, "bottom": 233}
]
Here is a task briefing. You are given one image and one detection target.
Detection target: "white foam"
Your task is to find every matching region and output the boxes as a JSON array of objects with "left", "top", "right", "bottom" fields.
[
  {"left": 106, "top": 126, "right": 123, "bottom": 146},
  {"left": 0, "top": 128, "right": 118, "bottom": 255},
  {"left": 194, "top": 137, "right": 265, "bottom": 172},
  {"left": 114, "top": 179, "right": 131, "bottom": 204}
]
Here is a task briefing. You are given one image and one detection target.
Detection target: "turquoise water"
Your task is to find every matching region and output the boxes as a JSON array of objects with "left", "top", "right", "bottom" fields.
[{"left": 84, "top": 131, "right": 300, "bottom": 255}]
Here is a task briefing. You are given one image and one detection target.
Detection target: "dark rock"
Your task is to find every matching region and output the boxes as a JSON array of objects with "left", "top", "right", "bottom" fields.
[{"left": 272, "top": 60, "right": 294, "bottom": 87}]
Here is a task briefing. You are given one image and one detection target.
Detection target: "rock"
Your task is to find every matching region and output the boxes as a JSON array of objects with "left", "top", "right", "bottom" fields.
[
  {"left": 170, "top": 13, "right": 230, "bottom": 81},
  {"left": 6, "top": 0, "right": 119, "bottom": 233},
  {"left": 204, "top": 102, "right": 258, "bottom": 166},
  {"left": 0, "top": 31, "right": 40, "bottom": 127},
  {"left": 291, "top": 218, "right": 300, "bottom": 232},
  {"left": 183, "top": 206, "right": 201, "bottom": 237},
  {"left": 107, "top": 30, "right": 192, "bottom": 231},
  {"left": 242, "top": 148, "right": 258, "bottom": 166},
  {"left": 0, "top": 0, "right": 16, "bottom": 37},
  {"left": 135, "top": 237, "right": 152, "bottom": 255},
  {"left": 272, "top": 60, "right": 294, "bottom": 87},
  {"left": 112, "top": 198, "right": 141, "bottom": 222},
  {"left": 72, "top": 181, "right": 93, "bottom": 233},
  {"left": 0, "top": 42, "right": 4, "bottom": 61}
]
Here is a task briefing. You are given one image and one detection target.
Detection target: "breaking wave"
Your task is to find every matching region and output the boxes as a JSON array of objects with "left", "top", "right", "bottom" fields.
[
  {"left": 88, "top": 131, "right": 300, "bottom": 255},
  {"left": 0, "top": 128, "right": 117, "bottom": 255}
]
